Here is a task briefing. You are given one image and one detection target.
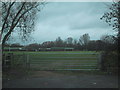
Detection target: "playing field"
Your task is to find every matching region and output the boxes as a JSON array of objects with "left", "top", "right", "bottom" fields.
[{"left": 6, "top": 51, "right": 100, "bottom": 71}]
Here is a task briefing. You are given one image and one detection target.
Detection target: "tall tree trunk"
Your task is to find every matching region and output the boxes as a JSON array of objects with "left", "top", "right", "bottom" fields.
[{"left": 0, "top": 42, "right": 1, "bottom": 90}]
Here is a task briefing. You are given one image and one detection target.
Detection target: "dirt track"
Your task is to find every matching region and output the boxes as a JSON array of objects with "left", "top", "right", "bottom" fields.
[{"left": 3, "top": 71, "right": 118, "bottom": 88}]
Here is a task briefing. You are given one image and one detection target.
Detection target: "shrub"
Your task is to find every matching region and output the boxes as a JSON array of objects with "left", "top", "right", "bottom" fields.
[{"left": 101, "top": 51, "right": 118, "bottom": 74}]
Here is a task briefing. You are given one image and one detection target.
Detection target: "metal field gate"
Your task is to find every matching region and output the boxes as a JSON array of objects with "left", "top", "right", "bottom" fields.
[
  {"left": 2, "top": 53, "right": 30, "bottom": 70},
  {"left": 28, "top": 52, "right": 101, "bottom": 71}
]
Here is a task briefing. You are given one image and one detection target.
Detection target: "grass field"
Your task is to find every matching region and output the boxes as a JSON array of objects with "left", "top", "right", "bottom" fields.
[{"left": 3, "top": 51, "right": 100, "bottom": 71}]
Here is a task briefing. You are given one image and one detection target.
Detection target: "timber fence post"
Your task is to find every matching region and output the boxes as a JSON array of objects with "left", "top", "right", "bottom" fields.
[
  {"left": 26, "top": 54, "right": 30, "bottom": 70},
  {"left": 23, "top": 53, "right": 26, "bottom": 68}
]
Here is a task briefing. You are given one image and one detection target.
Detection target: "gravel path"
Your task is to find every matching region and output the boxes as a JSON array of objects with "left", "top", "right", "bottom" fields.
[{"left": 3, "top": 71, "right": 118, "bottom": 88}]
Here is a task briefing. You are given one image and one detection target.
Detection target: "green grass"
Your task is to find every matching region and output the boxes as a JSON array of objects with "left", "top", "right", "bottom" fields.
[
  {"left": 3, "top": 51, "right": 100, "bottom": 71},
  {"left": 3, "top": 51, "right": 98, "bottom": 54}
]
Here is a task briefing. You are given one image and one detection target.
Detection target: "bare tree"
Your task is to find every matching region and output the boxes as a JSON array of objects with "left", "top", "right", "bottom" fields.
[
  {"left": 73, "top": 39, "right": 78, "bottom": 45},
  {"left": 66, "top": 37, "right": 73, "bottom": 44},
  {"left": 79, "top": 33, "right": 90, "bottom": 45},
  {"left": 100, "top": 35, "right": 116, "bottom": 44},
  {"left": 55, "top": 37, "right": 63, "bottom": 47},
  {"left": 0, "top": 1, "right": 45, "bottom": 50},
  {"left": 79, "top": 33, "right": 90, "bottom": 50}
]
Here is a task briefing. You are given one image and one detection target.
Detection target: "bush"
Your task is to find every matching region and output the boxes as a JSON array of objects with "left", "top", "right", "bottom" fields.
[{"left": 101, "top": 51, "right": 118, "bottom": 74}]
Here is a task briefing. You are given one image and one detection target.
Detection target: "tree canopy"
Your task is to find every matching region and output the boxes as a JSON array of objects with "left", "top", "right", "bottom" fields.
[
  {"left": 101, "top": 1, "right": 120, "bottom": 51},
  {"left": 101, "top": 1, "right": 120, "bottom": 31},
  {"left": 0, "top": 1, "right": 45, "bottom": 49}
]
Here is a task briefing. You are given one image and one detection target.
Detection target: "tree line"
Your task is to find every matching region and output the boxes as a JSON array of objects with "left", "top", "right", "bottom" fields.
[{"left": 5, "top": 33, "right": 117, "bottom": 51}]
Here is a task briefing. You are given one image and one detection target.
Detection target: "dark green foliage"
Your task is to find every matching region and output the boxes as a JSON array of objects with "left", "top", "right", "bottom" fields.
[
  {"left": 100, "top": 1, "right": 120, "bottom": 30},
  {"left": 100, "top": 1, "right": 119, "bottom": 75},
  {"left": 101, "top": 51, "right": 118, "bottom": 74}
]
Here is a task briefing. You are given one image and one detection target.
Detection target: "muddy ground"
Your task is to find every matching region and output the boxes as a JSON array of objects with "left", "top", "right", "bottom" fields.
[{"left": 2, "top": 70, "right": 118, "bottom": 88}]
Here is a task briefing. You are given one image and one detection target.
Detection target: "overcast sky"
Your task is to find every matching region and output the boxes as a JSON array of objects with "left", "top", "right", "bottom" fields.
[
  {"left": 31, "top": 2, "right": 116, "bottom": 44},
  {"left": 10, "top": 2, "right": 116, "bottom": 45}
]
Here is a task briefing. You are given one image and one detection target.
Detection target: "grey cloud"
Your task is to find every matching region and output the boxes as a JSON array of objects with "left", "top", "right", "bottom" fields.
[
  {"left": 69, "top": 15, "right": 110, "bottom": 30},
  {"left": 36, "top": 2, "right": 112, "bottom": 29},
  {"left": 36, "top": 2, "right": 112, "bottom": 21},
  {"left": 33, "top": 2, "right": 114, "bottom": 44}
]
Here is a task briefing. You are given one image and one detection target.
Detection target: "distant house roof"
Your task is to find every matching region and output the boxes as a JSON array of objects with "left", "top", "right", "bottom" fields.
[
  {"left": 64, "top": 48, "right": 74, "bottom": 50},
  {"left": 51, "top": 47, "right": 74, "bottom": 50}
]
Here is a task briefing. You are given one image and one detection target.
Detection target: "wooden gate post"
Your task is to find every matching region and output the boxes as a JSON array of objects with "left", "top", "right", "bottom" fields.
[
  {"left": 26, "top": 54, "right": 30, "bottom": 70},
  {"left": 23, "top": 53, "right": 26, "bottom": 68},
  {"left": 4, "top": 53, "right": 13, "bottom": 69}
]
